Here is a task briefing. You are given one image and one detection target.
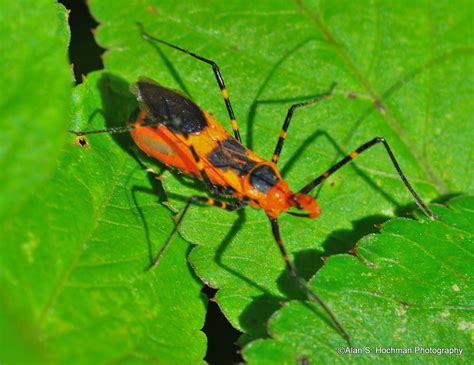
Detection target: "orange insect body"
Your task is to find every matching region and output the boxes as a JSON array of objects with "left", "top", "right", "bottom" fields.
[
  {"left": 130, "top": 78, "right": 320, "bottom": 219},
  {"left": 72, "top": 27, "right": 434, "bottom": 345}
]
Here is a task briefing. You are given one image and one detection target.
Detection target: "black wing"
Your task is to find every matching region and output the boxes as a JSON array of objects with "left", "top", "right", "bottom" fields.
[{"left": 130, "top": 77, "right": 207, "bottom": 135}]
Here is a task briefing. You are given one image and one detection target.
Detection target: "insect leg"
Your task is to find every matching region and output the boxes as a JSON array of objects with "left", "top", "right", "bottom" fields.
[
  {"left": 269, "top": 218, "right": 350, "bottom": 344},
  {"left": 299, "top": 137, "right": 435, "bottom": 218},
  {"left": 147, "top": 196, "right": 245, "bottom": 270},
  {"left": 138, "top": 23, "right": 242, "bottom": 142},
  {"left": 69, "top": 111, "right": 164, "bottom": 136},
  {"left": 69, "top": 125, "right": 136, "bottom": 136},
  {"left": 271, "top": 82, "right": 337, "bottom": 164}
]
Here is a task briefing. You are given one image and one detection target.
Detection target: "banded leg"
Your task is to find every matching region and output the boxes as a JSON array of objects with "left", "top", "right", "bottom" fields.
[
  {"left": 147, "top": 196, "right": 245, "bottom": 270},
  {"left": 299, "top": 137, "right": 435, "bottom": 219},
  {"left": 269, "top": 218, "right": 350, "bottom": 344},
  {"left": 138, "top": 23, "right": 242, "bottom": 142},
  {"left": 271, "top": 82, "right": 337, "bottom": 164}
]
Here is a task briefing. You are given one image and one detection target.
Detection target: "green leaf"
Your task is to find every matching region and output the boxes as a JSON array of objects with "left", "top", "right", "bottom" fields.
[
  {"left": 1, "top": 2, "right": 70, "bottom": 363},
  {"left": 0, "top": 2, "right": 71, "bottom": 222},
  {"left": 1, "top": 56, "right": 206, "bottom": 365},
  {"left": 243, "top": 195, "right": 473, "bottom": 364},
  {"left": 87, "top": 0, "right": 472, "bottom": 358}
]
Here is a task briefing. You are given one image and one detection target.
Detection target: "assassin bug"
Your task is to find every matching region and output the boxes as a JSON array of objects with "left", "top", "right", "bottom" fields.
[{"left": 71, "top": 24, "right": 435, "bottom": 344}]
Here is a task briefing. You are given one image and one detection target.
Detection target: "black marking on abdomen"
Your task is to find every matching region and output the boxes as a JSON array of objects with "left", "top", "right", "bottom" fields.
[
  {"left": 208, "top": 137, "right": 256, "bottom": 176},
  {"left": 131, "top": 77, "right": 207, "bottom": 135},
  {"left": 221, "top": 137, "right": 246, "bottom": 155},
  {"left": 249, "top": 165, "right": 279, "bottom": 193}
]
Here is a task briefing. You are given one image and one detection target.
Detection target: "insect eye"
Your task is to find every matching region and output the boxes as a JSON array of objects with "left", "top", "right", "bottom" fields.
[{"left": 249, "top": 165, "right": 278, "bottom": 193}]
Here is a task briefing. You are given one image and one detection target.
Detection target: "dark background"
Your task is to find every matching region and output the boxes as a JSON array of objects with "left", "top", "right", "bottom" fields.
[{"left": 59, "top": 0, "right": 242, "bottom": 363}]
